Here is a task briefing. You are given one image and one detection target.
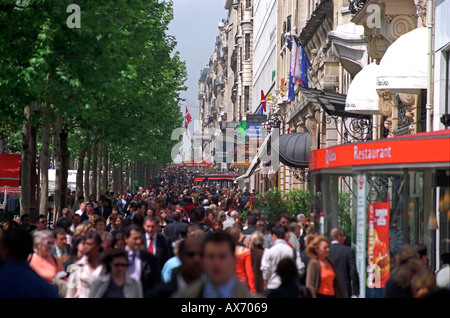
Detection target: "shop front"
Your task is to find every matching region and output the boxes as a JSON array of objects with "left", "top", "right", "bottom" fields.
[{"left": 308, "top": 129, "right": 450, "bottom": 297}]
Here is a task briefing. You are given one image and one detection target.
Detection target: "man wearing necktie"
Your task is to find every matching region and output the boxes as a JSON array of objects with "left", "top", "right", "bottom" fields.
[
  {"left": 124, "top": 224, "right": 161, "bottom": 295},
  {"left": 143, "top": 216, "right": 174, "bottom": 269},
  {"left": 172, "top": 231, "right": 260, "bottom": 298},
  {"left": 95, "top": 197, "right": 112, "bottom": 220}
]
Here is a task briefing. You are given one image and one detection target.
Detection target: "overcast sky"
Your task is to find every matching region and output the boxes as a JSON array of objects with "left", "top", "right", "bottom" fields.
[
  {"left": 167, "top": 0, "right": 227, "bottom": 160},
  {"left": 168, "top": 0, "right": 227, "bottom": 121}
]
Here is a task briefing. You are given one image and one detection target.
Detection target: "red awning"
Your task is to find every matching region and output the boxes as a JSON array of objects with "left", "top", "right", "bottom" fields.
[
  {"left": 309, "top": 129, "right": 450, "bottom": 171},
  {"left": 0, "top": 154, "right": 21, "bottom": 187},
  {"left": 194, "top": 177, "right": 206, "bottom": 182},
  {"left": 208, "top": 176, "right": 234, "bottom": 181}
]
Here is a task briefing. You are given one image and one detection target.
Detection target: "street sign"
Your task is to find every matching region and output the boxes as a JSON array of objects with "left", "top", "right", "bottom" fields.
[
  {"left": 246, "top": 114, "right": 267, "bottom": 124},
  {"left": 220, "top": 122, "right": 239, "bottom": 129},
  {"left": 246, "top": 124, "right": 262, "bottom": 139}
]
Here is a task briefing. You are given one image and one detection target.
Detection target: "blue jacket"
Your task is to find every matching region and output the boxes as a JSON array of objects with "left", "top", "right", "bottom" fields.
[{"left": 0, "top": 260, "right": 60, "bottom": 298}]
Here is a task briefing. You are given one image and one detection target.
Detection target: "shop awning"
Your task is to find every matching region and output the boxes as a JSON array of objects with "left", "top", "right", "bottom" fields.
[
  {"left": 296, "top": 87, "right": 364, "bottom": 119},
  {"left": 376, "top": 27, "right": 428, "bottom": 94},
  {"left": 345, "top": 62, "right": 380, "bottom": 115},
  {"left": 208, "top": 176, "right": 234, "bottom": 181},
  {"left": 309, "top": 129, "right": 450, "bottom": 172},
  {"left": 0, "top": 154, "right": 21, "bottom": 187},
  {"left": 194, "top": 177, "right": 205, "bottom": 182},
  {"left": 278, "top": 133, "right": 312, "bottom": 168},
  {"left": 237, "top": 132, "right": 272, "bottom": 181}
]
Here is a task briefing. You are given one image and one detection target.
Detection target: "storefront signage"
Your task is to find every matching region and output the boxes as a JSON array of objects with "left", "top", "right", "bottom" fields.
[
  {"left": 367, "top": 202, "right": 390, "bottom": 288},
  {"left": 325, "top": 148, "right": 337, "bottom": 166},
  {"left": 183, "top": 162, "right": 212, "bottom": 167},
  {"left": 376, "top": 78, "right": 389, "bottom": 87},
  {"left": 353, "top": 145, "right": 391, "bottom": 161},
  {"left": 246, "top": 124, "right": 263, "bottom": 139},
  {"left": 309, "top": 130, "right": 450, "bottom": 171},
  {"left": 246, "top": 114, "right": 267, "bottom": 124}
]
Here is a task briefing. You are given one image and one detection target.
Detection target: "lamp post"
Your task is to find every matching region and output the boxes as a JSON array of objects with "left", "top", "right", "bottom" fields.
[{"left": 426, "top": 0, "right": 435, "bottom": 132}]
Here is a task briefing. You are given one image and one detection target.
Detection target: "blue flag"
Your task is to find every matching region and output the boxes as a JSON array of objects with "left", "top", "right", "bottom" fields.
[
  {"left": 288, "top": 71, "right": 295, "bottom": 102},
  {"left": 257, "top": 105, "right": 264, "bottom": 114},
  {"left": 299, "top": 45, "right": 312, "bottom": 89},
  {"left": 288, "top": 39, "right": 298, "bottom": 102}
]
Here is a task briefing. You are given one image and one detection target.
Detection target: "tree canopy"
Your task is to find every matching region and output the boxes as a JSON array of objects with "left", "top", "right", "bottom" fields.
[{"left": 0, "top": 0, "right": 186, "bottom": 165}]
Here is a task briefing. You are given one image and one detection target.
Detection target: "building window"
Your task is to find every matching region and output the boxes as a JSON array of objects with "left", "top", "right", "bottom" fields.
[
  {"left": 245, "top": 33, "right": 251, "bottom": 60},
  {"left": 245, "top": 86, "right": 250, "bottom": 112},
  {"left": 286, "top": 15, "right": 291, "bottom": 33},
  {"left": 246, "top": 0, "right": 251, "bottom": 8}
]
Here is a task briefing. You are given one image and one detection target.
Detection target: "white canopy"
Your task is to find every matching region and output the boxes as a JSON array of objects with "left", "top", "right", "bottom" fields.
[
  {"left": 345, "top": 62, "right": 380, "bottom": 115},
  {"left": 376, "top": 27, "right": 428, "bottom": 94}
]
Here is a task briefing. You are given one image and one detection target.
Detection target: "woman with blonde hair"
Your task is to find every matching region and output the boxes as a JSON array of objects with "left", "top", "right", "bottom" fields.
[
  {"left": 28, "top": 230, "right": 65, "bottom": 283},
  {"left": 73, "top": 223, "right": 91, "bottom": 240},
  {"left": 305, "top": 235, "right": 345, "bottom": 298},
  {"left": 216, "top": 210, "right": 227, "bottom": 223}
]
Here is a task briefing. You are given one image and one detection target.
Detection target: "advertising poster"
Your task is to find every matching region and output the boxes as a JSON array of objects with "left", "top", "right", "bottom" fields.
[{"left": 367, "top": 202, "right": 390, "bottom": 288}]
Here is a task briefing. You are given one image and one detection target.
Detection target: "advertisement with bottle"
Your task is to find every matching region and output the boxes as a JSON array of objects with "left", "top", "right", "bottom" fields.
[{"left": 367, "top": 202, "right": 390, "bottom": 288}]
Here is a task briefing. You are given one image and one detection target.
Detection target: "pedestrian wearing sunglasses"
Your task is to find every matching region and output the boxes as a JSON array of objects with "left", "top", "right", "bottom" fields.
[{"left": 89, "top": 248, "right": 143, "bottom": 298}]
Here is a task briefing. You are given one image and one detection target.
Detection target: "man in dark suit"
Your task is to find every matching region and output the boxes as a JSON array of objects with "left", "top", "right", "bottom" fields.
[
  {"left": 124, "top": 224, "right": 161, "bottom": 295},
  {"left": 145, "top": 235, "right": 204, "bottom": 298},
  {"left": 328, "top": 228, "right": 360, "bottom": 298},
  {"left": 94, "top": 197, "right": 111, "bottom": 220},
  {"left": 81, "top": 203, "right": 97, "bottom": 223},
  {"left": 163, "top": 210, "right": 188, "bottom": 246},
  {"left": 143, "top": 216, "right": 174, "bottom": 269}
]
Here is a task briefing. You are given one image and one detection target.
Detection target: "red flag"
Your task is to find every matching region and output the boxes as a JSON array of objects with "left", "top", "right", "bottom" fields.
[
  {"left": 185, "top": 107, "right": 192, "bottom": 128},
  {"left": 261, "top": 90, "right": 266, "bottom": 112}
]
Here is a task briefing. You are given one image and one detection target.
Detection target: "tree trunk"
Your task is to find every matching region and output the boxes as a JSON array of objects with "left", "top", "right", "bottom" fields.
[
  {"left": 39, "top": 101, "right": 51, "bottom": 216},
  {"left": 96, "top": 144, "right": 102, "bottom": 199},
  {"left": 29, "top": 122, "right": 38, "bottom": 219},
  {"left": 129, "top": 161, "right": 134, "bottom": 192},
  {"left": 60, "top": 123, "right": 69, "bottom": 212},
  {"left": 76, "top": 146, "right": 87, "bottom": 200},
  {"left": 120, "top": 161, "right": 124, "bottom": 195},
  {"left": 20, "top": 104, "right": 32, "bottom": 218},
  {"left": 126, "top": 161, "right": 131, "bottom": 191},
  {"left": 54, "top": 118, "right": 69, "bottom": 217},
  {"left": 53, "top": 115, "right": 62, "bottom": 218},
  {"left": 102, "top": 146, "right": 108, "bottom": 194},
  {"left": 92, "top": 140, "right": 98, "bottom": 200},
  {"left": 84, "top": 143, "right": 91, "bottom": 199},
  {"left": 112, "top": 162, "right": 118, "bottom": 197}
]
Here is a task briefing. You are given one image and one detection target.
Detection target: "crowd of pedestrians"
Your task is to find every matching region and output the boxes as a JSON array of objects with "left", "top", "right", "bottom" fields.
[{"left": 0, "top": 164, "right": 449, "bottom": 299}]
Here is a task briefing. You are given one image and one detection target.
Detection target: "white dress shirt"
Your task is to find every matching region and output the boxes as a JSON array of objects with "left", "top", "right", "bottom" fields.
[{"left": 125, "top": 246, "right": 142, "bottom": 283}]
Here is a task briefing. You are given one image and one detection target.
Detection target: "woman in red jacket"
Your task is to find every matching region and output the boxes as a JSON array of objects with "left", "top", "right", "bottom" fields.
[{"left": 227, "top": 226, "right": 256, "bottom": 293}]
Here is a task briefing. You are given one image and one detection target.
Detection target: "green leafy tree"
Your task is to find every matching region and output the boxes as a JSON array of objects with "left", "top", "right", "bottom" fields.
[
  {"left": 0, "top": 0, "right": 187, "bottom": 217},
  {"left": 252, "top": 188, "right": 289, "bottom": 222},
  {"left": 338, "top": 192, "right": 353, "bottom": 243},
  {"left": 286, "top": 189, "right": 311, "bottom": 218}
]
